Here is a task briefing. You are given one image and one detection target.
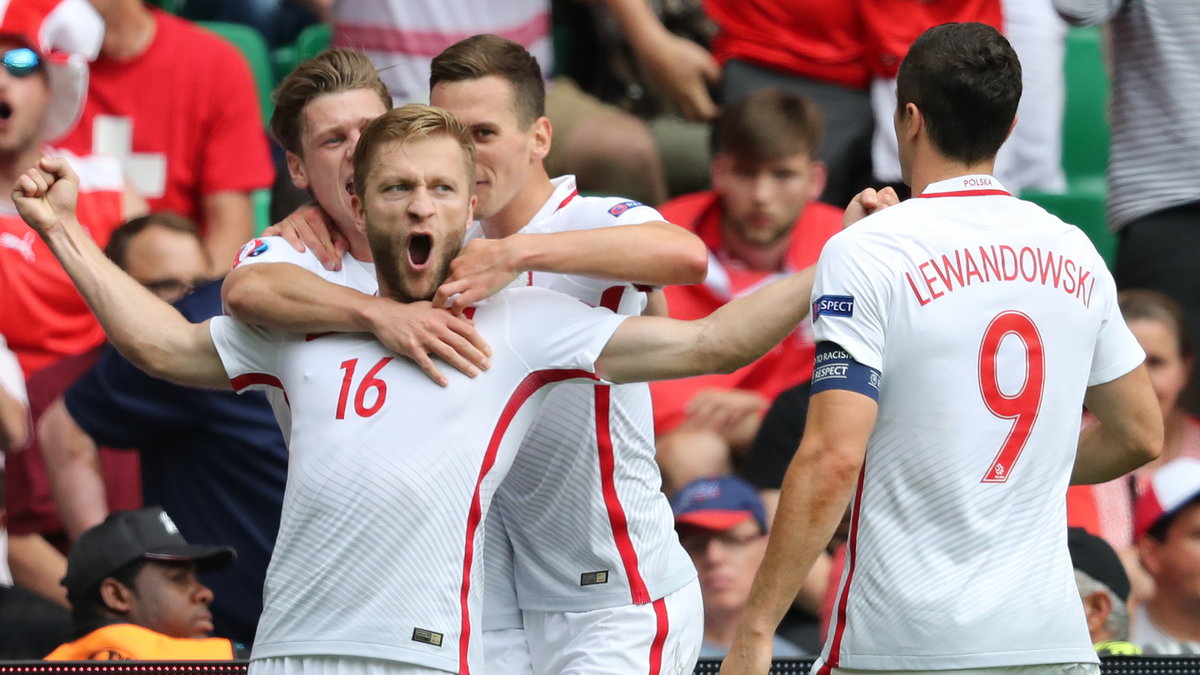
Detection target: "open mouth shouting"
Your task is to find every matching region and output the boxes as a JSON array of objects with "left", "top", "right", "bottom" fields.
[
  {"left": 0, "top": 101, "right": 12, "bottom": 120},
  {"left": 407, "top": 232, "right": 433, "bottom": 270}
]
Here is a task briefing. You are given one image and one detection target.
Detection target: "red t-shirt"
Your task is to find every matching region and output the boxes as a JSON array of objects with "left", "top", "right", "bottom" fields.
[
  {"left": 58, "top": 9, "right": 272, "bottom": 228},
  {"left": 859, "top": 0, "right": 1004, "bottom": 78},
  {"left": 0, "top": 150, "right": 125, "bottom": 376},
  {"left": 705, "top": 0, "right": 870, "bottom": 89},
  {"left": 650, "top": 191, "right": 844, "bottom": 434}
]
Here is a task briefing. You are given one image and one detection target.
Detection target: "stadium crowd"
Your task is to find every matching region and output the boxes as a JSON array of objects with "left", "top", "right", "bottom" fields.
[{"left": 0, "top": 0, "right": 1198, "bottom": 672}]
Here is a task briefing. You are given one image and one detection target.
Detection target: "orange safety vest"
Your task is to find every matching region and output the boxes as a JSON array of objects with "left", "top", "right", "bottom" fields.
[{"left": 45, "top": 623, "right": 235, "bottom": 661}]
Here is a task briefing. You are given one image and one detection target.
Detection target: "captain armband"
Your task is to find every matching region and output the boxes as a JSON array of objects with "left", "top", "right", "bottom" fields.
[{"left": 810, "top": 341, "right": 881, "bottom": 401}]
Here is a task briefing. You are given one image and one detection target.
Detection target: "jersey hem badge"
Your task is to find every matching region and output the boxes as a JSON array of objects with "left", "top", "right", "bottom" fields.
[
  {"left": 813, "top": 295, "right": 855, "bottom": 320},
  {"left": 608, "top": 200, "right": 643, "bottom": 216}
]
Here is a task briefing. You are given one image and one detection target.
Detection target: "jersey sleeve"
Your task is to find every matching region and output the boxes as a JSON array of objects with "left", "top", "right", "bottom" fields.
[
  {"left": 505, "top": 289, "right": 629, "bottom": 378},
  {"left": 809, "top": 231, "right": 891, "bottom": 371},
  {"left": 1088, "top": 269, "right": 1145, "bottom": 386},
  {"left": 230, "top": 236, "right": 327, "bottom": 275},
  {"left": 208, "top": 316, "right": 283, "bottom": 393}
]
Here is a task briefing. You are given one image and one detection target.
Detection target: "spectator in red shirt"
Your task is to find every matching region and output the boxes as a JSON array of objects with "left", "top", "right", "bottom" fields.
[
  {"left": 652, "top": 89, "right": 844, "bottom": 493},
  {"left": 61, "top": 0, "right": 274, "bottom": 275}
]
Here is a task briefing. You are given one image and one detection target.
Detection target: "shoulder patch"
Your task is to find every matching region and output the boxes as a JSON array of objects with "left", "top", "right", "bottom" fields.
[
  {"left": 608, "top": 200, "right": 643, "bottom": 216},
  {"left": 232, "top": 238, "right": 270, "bottom": 268},
  {"left": 812, "top": 295, "right": 855, "bottom": 320}
]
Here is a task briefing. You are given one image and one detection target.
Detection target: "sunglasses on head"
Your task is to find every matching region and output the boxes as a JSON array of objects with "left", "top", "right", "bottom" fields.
[{"left": 3, "top": 47, "right": 41, "bottom": 77}]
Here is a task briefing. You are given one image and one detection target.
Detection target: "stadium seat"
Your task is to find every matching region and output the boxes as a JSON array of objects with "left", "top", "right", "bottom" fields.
[
  {"left": 1021, "top": 26, "right": 1113, "bottom": 267},
  {"left": 275, "top": 23, "right": 332, "bottom": 81},
  {"left": 197, "top": 21, "right": 275, "bottom": 125}
]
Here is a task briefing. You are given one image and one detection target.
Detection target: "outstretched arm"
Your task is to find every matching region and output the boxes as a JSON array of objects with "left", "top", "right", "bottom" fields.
[
  {"left": 722, "top": 390, "right": 876, "bottom": 674},
  {"left": 433, "top": 222, "right": 709, "bottom": 312},
  {"left": 595, "top": 267, "right": 814, "bottom": 383},
  {"left": 14, "top": 156, "right": 228, "bottom": 389},
  {"left": 39, "top": 397, "right": 109, "bottom": 540}
]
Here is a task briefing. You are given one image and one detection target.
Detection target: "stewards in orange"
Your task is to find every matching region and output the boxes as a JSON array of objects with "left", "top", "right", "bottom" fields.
[{"left": 45, "top": 507, "right": 243, "bottom": 660}]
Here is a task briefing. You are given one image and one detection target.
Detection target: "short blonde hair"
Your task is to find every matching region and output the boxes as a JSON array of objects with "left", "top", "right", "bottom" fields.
[{"left": 351, "top": 104, "right": 476, "bottom": 198}]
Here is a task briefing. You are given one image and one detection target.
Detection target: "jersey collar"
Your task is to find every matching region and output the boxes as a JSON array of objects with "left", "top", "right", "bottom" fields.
[
  {"left": 917, "top": 174, "right": 1011, "bottom": 198},
  {"left": 525, "top": 175, "right": 579, "bottom": 231}
]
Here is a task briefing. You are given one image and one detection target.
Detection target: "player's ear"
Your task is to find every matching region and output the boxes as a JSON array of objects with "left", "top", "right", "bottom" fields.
[
  {"left": 466, "top": 193, "right": 477, "bottom": 226},
  {"left": 286, "top": 151, "right": 309, "bottom": 191},
  {"left": 710, "top": 153, "right": 732, "bottom": 192},
  {"left": 530, "top": 116, "right": 552, "bottom": 162},
  {"left": 808, "top": 159, "right": 828, "bottom": 202},
  {"left": 1137, "top": 535, "right": 1162, "bottom": 576},
  {"left": 352, "top": 193, "right": 366, "bottom": 234}
]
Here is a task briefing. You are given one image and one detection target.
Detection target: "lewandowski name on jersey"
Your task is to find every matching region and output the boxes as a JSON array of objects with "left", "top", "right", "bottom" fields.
[{"left": 905, "top": 243, "right": 1097, "bottom": 309}]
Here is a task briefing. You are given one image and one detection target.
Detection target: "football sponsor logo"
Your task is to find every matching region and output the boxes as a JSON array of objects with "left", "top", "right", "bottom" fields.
[
  {"left": 813, "top": 295, "right": 855, "bottom": 320},
  {"left": 607, "top": 200, "right": 642, "bottom": 216}
]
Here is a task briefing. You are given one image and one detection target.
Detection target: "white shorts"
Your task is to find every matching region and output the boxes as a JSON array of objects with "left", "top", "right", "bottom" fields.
[
  {"left": 250, "top": 656, "right": 444, "bottom": 675},
  {"left": 523, "top": 578, "right": 702, "bottom": 675},
  {"left": 482, "top": 627, "right": 533, "bottom": 675},
  {"left": 814, "top": 664, "right": 1100, "bottom": 675}
]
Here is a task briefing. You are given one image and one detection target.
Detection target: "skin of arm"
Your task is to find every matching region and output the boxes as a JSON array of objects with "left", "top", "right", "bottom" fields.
[
  {"left": 223, "top": 263, "right": 491, "bottom": 387},
  {"left": 14, "top": 156, "right": 229, "bottom": 389},
  {"left": 0, "top": 384, "right": 27, "bottom": 452},
  {"left": 201, "top": 190, "right": 255, "bottom": 278},
  {"left": 594, "top": 266, "right": 813, "bottom": 384},
  {"left": 7, "top": 533, "right": 70, "bottom": 608},
  {"left": 601, "top": 0, "right": 720, "bottom": 121},
  {"left": 1073, "top": 364, "right": 1163, "bottom": 484},
  {"left": 38, "top": 397, "right": 109, "bottom": 541},
  {"left": 720, "top": 390, "right": 878, "bottom": 675},
  {"left": 433, "top": 221, "right": 709, "bottom": 312}
]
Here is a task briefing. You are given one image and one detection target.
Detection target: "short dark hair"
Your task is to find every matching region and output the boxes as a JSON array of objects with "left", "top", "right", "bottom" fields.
[
  {"left": 716, "top": 88, "right": 824, "bottom": 162},
  {"left": 1119, "top": 289, "right": 1194, "bottom": 361},
  {"left": 104, "top": 212, "right": 203, "bottom": 270},
  {"left": 352, "top": 105, "right": 476, "bottom": 200},
  {"left": 430, "top": 34, "right": 545, "bottom": 128},
  {"left": 271, "top": 47, "right": 393, "bottom": 156},
  {"left": 1146, "top": 495, "right": 1200, "bottom": 542},
  {"left": 895, "top": 22, "right": 1021, "bottom": 165},
  {"left": 68, "top": 558, "right": 145, "bottom": 634}
]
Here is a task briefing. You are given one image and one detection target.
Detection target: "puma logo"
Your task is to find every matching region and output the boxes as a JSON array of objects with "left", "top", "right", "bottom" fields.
[{"left": 1, "top": 231, "right": 35, "bottom": 262}]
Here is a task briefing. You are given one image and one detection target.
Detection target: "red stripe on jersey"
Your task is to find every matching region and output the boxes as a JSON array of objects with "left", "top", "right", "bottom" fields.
[
  {"left": 595, "top": 285, "right": 653, "bottom": 603},
  {"left": 599, "top": 285, "right": 626, "bottom": 312},
  {"left": 230, "top": 372, "right": 283, "bottom": 392},
  {"left": 458, "top": 368, "right": 600, "bottom": 673},
  {"left": 463, "top": 307, "right": 477, "bottom": 320},
  {"left": 304, "top": 331, "right": 334, "bottom": 341},
  {"left": 822, "top": 465, "right": 868, "bottom": 671},
  {"left": 917, "top": 189, "right": 1011, "bottom": 198},
  {"left": 595, "top": 385, "right": 652, "bottom": 604},
  {"left": 648, "top": 596, "right": 670, "bottom": 673},
  {"left": 556, "top": 188, "right": 579, "bottom": 212}
]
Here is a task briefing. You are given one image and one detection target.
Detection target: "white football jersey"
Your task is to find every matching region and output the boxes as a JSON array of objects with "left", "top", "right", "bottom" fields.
[
  {"left": 479, "top": 176, "right": 696, "bottom": 616},
  {"left": 209, "top": 287, "right": 626, "bottom": 673},
  {"left": 810, "top": 176, "right": 1144, "bottom": 671}
]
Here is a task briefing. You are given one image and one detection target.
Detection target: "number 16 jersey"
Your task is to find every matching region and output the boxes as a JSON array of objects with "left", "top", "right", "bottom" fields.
[{"left": 809, "top": 175, "right": 1144, "bottom": 671}]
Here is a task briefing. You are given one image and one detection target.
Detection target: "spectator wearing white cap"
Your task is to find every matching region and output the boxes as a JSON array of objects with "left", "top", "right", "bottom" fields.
[
  {"left": 1133, "top": 457, "right": 1200, "bottom": 653},
  {"left": 672, "top": 475, "right": 805, "bottom": 659}
]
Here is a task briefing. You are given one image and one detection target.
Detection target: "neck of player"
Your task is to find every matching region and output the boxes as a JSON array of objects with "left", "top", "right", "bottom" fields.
[
  {"left": 909, "top": 150, "right": 998, "bottom": 198},
  {"left": 100, "top": 0, "right": 157, "bottom": 62},
  {"left": 479, "top": 172, "right": 555, "bottom": 240}
]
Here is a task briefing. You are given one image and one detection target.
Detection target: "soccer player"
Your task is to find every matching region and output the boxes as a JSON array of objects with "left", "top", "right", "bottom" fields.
[
  {"left": 16, "top": 104, "right": 816, "bottom": 675},
  {"left": 721, "top": 23, "right": 1162, "bottom": 675}
]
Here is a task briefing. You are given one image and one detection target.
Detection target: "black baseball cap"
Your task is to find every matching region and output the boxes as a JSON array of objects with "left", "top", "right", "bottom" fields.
[
  {"left": 62, "top": 507, "right": 235, "bottom": 599},
  {"left": 1068, "top": 527, "right": 1130, "bottom": 603}
]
